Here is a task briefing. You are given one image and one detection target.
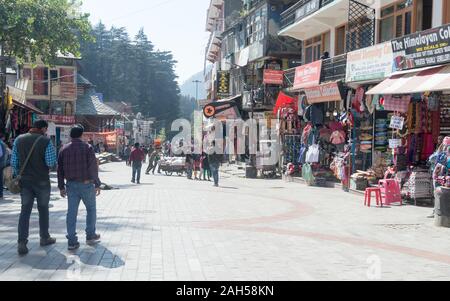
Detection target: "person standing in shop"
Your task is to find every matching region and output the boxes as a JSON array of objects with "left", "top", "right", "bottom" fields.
[
  {"left": 129, "top": 143, "right": 146, "bottom": 184},
  {"left": 11, "top": 120, "right": 57, "bottom": 255}
]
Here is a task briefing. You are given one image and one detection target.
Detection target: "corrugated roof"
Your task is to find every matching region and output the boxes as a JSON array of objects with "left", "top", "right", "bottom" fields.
[{"left": 76, "top": 88, "right": 120, "bottom": 116}]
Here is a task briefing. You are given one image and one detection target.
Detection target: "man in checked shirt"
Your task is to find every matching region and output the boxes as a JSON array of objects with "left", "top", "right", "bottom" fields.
[{"left": 57, "top": 125, "right": 101, "bottom": 251}]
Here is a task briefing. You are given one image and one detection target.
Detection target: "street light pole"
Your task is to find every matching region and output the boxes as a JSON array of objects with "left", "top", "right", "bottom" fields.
[{"left": 193, "top": 80, "right": 201, "bottom": 109}]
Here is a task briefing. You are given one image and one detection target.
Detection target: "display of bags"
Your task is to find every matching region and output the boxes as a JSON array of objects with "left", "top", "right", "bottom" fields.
[{"left": 305, "top": 144, "right": 320, "bottom": 163}]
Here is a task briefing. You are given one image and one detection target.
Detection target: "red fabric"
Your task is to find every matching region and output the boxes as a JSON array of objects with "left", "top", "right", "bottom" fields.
[{"left": 273, "top": 92, "right": 296, "bottom": 115}]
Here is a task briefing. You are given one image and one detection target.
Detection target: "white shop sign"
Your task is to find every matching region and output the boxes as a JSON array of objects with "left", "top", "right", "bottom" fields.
[
  {"left": 389, "top": 116, "right": 405, "bottom": 130},
  {"left": 389, "top": 139, "right": 402, "bottom": 149}
]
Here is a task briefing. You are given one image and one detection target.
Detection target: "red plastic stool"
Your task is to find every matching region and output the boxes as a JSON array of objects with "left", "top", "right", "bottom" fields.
[{"left": 365, "top": 187, "right": 383, "bottom": 207}]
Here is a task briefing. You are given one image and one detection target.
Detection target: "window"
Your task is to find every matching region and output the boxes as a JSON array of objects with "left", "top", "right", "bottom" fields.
[
  {"left": 335, "top": 25, "right": 346, "bottom": 55},
  {"left": 304, "top": 35, "right": 321, "bottom": 64},
  {"left": 378, "top": 0, "right": 413, "bottom": 43},
  {"left": 50, "top": 70, "right": 58, "bottom": 82},
  {"left": 33, "top": 67, "right": 48, "bottom": 96}
]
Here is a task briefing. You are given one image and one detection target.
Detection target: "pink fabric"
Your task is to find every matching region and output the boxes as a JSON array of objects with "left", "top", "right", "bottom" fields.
[
  {"left": 330, "top": 130, "right": 346, "bottom": 145},
  {"left": 328, "top": 121, "right": 343, "bottom": 132},
  {"left": 383, "top": 95, "right": 411, "bottom": 113}
]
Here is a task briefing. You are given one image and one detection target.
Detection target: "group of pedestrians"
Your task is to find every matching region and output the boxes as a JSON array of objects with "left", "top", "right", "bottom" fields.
[
  {"left": 185, "top": 144, "right": 222, "bottom": 187},
  {"left": 6, "top": 120, "right": 101, "bottom": 255}
]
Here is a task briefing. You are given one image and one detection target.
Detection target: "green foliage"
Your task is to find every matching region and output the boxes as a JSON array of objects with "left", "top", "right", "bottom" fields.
[
  {"left": 157, "top": 128, "right": 166, "bottom": 142},
  {"left": 79, "top": 23, "right": 181, "bottom": 131},
  {"left": 0, "top": 0, "right": 92, "bottom": 64}
]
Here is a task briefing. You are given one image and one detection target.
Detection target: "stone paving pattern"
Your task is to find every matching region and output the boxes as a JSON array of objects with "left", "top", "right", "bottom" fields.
[{"left": 1, "top": 162, "right": 450, "bottom": 281}]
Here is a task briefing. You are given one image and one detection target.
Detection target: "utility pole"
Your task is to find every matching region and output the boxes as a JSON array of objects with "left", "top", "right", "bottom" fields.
[{"left": 192, "top": 80, "right": 201, "bottom": 109}]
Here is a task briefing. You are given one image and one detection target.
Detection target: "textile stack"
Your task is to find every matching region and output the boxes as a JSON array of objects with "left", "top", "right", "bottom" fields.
[{"left": 402, "top": 170, "right": 433, "bottom": 200}]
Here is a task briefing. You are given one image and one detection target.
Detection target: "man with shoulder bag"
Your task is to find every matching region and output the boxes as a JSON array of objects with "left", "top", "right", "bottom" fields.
[{"left": 11, "top": 120, "right": 57, "bottom": 255}]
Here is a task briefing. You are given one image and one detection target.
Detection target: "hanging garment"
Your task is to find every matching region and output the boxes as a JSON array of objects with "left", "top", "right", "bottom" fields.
[
  {"left": 421, "top": 133, "right": 434, "bottom": 161},
  {"left": 330, "top": 130, "right": 346, "bottom": 145},
  {"left": 305, "top": 144, "right": 320, "bottom": 163}
]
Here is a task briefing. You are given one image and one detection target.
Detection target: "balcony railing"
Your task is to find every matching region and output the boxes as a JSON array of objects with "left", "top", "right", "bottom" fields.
[
  {"left": 281, "top": 0, "right": 336, "bottom": 30},
  {"left": 283, "top": 53, "right": 347, "bottom": 89},
  {"left": 320, "top": 53, "right": 347, "bottom": 83}
]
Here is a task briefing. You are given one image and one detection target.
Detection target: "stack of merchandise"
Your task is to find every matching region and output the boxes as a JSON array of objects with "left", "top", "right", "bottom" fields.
[
  {"left": 374, "top": 118, "right": 388, "bottom": 152},
  {"left": 402, "top": 169, "right": 433, "bottom": 200},
  {"left": 359, "top": 122, "right": 373, "bottom": 154}
]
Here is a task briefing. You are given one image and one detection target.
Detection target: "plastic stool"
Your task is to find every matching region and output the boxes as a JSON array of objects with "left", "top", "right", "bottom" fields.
[
  {"left": 365, "top": 187, "right": 383, "bottom": 207},
  {"left": 379, "top": 179, "right": 402, "bottom": 206}
]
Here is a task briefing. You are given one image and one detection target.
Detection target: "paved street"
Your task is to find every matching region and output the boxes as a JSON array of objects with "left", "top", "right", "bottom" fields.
[{"left": 1, "top": 162, "right": 450, "bottom": 281}]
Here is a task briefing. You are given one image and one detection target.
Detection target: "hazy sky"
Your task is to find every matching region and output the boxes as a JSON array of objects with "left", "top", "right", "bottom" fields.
[{"left": 81, "top": 0, "right": 211, "bottom": 84}]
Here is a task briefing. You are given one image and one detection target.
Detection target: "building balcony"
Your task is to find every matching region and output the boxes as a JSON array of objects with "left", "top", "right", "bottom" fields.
[
  {"left": 206, "top": 31, "right": 222, "bottom": 63},
  {"left": 242, "top": 86, "right": 279, "bottom": 111},
  {"left": 284, "top": 53, "right": 347, "bottom": 89},
  {"left": 279, "top": 0, "right": 346, "bottom": 41}
]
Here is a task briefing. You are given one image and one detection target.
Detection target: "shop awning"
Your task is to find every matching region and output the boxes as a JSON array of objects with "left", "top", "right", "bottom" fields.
[
  {"left": 366, "top": 64, "right": 450, "bottom": 95},
  {"left": 12, "top": 100, "right": 43, "bottom": 114}
]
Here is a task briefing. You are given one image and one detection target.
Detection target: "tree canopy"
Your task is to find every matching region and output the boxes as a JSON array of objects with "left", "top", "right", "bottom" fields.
[
  {"left": 0, "top": 0, "right": 92, "bottom": 63},
  {"left": 79, "top": 23, "right": 181, "bottom": 131}
]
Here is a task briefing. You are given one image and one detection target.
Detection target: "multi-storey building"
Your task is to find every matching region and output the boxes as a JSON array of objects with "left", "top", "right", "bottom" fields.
[{"left": 204, "top": 0, "right": 303, "bottom": 117}]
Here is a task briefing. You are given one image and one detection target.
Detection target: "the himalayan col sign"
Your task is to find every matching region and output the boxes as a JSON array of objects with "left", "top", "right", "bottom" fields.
[
  {"left": 392, "top": 23, "right": 450, "bottom": 71},
  {"left": 346, "top": 42, "right": 394, "bottom": 82},
  {"left": 304, "top": 82, "right": 344, "bottom": 104},
  {"left": 263, "top": 70, "right": 284, "bottom": 85},
  {"left": 293, "top": 60, "right": 322, "bottom": 90}
]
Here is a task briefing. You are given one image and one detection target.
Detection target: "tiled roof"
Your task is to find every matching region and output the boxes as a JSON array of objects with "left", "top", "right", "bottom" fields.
[{"left": 76, "top": 88, "right": 120, "bottom": 116}]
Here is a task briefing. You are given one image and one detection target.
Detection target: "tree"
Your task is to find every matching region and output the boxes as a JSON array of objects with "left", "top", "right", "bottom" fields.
[
  {"left": 79, "top": 24, "right": 181, "bottom": 134},
  {"left": 0, "top": 0, "right": 92, "bottom": 128}
]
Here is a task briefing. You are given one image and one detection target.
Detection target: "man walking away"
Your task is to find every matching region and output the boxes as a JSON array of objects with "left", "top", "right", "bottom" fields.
[
  {"left": 208, "top": 143, "right": 223, "bottom": 187},
  {"left": 11, "top": 120, "right": 57, "bottom": 255},
  {"left": 58, "top": 125, "right": 101, "bottom": 251},
  {"left": 129, "top": 143, "right": 145, "bottom": 184}
]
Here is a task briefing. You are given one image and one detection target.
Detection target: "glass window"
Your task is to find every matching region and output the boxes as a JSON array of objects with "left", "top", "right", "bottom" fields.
[
  {"left": 379, "top": 16, "right": 394, "bottom": 42},
  {"left": 396, "top": 15, "right": 403, "bottom": 37},
  {"left": 405, "top": 11, "right": 412, "bottom": 35},
  {"left": 381, "top": 6, "right": 394, "bottom": 17}
]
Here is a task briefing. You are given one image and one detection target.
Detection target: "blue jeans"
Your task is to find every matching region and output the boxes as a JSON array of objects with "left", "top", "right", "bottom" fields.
[
  {"left": 18, "top": 180, "right": 51, "bottom": 243},
  {"left": 132, "top": 163, "right": 142, "bottom": 183},
  {"left": 210, "top": 164, "right": 219, "bottom": 185},
  {"left": 66, "top": 181, "right": 97, "bottom": 245}
]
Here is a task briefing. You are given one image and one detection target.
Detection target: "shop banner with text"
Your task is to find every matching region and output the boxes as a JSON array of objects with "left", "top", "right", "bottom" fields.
[
  {"left": 392, "top": 23, "right": 450, "bottom": 71},
  {"left": 263, "top": 70, "right": 284, "bottom": 85},
  {"left": 304, "top": 82, "right": 343, "bottom": 104},
  {"left": 293, "top": 60, "right": 322, "bottom": 90},
  {"left": 346, "top": 42, "right": 394, "bottom": 82}
]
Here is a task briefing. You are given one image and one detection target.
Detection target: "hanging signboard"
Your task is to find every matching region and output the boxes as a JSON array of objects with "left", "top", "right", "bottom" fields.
[
  {"left": 263, "top": 70, "right": 284, "bottom": 85},
  {"left": 303, "top": 82, "right": 343, "bottom": 104},
  {"left": 391, "top": 24, "right": 450, "bottom": 71},
  {"left": 38, "top": 115, "right": 76, "bottom": 125},
  {"left": 293, "top": 60, "right": 322, "bottom": 90},
  {"left": 346, "top": 42, "right": 394, "bottom": 82},
  {"left": 217, "top": 71, "right": 230, "bottom": 98},
  {"left": 389, "top": 116, "right": 405, "bottom": 130}
]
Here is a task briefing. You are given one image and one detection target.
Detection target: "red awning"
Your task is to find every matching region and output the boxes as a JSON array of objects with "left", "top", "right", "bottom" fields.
[{"left": 273, "top": 92, "right": 296, "bottom": 114}]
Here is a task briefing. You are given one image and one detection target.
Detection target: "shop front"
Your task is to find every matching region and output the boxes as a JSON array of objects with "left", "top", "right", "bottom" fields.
[
  {"left": 280, "top": 60, "right": 350, "bottom": 187},
  {"left": 37, "top": 114, "right": 76, "bottom": 150},
  {"left": 363, "top": 24, "right": 450, "bottom": 203},
  {"left": 344, "top": 42, "right": 396, "bottom": 191}
]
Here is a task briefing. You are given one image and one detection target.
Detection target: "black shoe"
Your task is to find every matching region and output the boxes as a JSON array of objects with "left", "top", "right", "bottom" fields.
[
  {"left": 86, "top": 234, "right": 101, "bottom": 245},
  {"left": 40, "top": 237, "right": 56, "bottom": 247},
  {"left": 68, "top": 242, "right": 80, "bottom": 251},
  {"left": 131, "top": 180, "right": 135, "bottom": 183},
  {"left": 18, "top": 242, "right": 29, "bottom": 256}
]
